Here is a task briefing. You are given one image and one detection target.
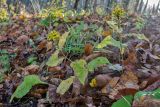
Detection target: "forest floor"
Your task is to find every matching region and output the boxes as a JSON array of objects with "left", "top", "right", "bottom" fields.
[{"left": 0, "top": 13, "right": 160, "bottom": 107}]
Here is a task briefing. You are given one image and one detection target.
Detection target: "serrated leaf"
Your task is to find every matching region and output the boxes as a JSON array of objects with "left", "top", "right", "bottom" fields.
[
  {"left": 56, "top": 76, "right": 75, "bottom": 95},
  {"left": 87, "top": 57, "right": 110, "bottom": 72},
  {"left": 58, "top": 32, "right": 69, "bottom": 50},
  {"left": 70, "top": 59, "right": 88, "bottom": 85},
  {"left": 134, "top": 88, "right": 160, "bottom": 100},
  {"left": 112, "top": 95, "right": 133, "bottom": 107},
  {"left": 97, "top": 36, "right": 122, "bottom": 49},
  {"left": 10, "top": 75, "right": 47, "bottom": 102},
  {"left": 46, "top": 50, "right": 64, "bottom": 67}
]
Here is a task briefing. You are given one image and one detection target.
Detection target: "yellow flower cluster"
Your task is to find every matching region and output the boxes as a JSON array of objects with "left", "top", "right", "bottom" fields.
[
  {"left": 51, "top": 9, "right": 64, "bottom": 19},
  {"left": 0, "top": 8, "right": 8, "bottom": 22},
  {"left": 112, "top": 5, "right": 125, "bottom": 19},
  {"left": 47, "top": 30, "right": 60, "bottom": 41}
]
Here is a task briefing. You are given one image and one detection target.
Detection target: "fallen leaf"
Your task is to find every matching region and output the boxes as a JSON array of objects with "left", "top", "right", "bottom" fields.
[
  {"left": 84, "top": 43, "right": 93, "bottom": 56},
  {"left": 56, "top": 76, "right": 75, "bottom": 95}
]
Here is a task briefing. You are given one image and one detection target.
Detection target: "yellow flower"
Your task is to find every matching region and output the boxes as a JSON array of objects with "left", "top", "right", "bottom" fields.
[
  {"left": 112, "top": 5, "right": 125, "bottom": 19},
  {"left": 0, "top": 8, "right": 8, "bottom": 22},
  {"left": 89, "top": 78, "right": 97, "bottom": 87},
  {"left": 47, "top": 30, "right": 60, "bottom": 41}
]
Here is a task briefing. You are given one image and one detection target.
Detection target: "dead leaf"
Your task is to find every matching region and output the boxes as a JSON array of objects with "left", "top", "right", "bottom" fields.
[
  {"left": 46, "top": 41, "right": 53, "bottom": 51},
  {"left": 120, "top": 71, "right": 138, "bottom": 84},
  {"left": 109, "top": 77, "right": 120, "bottom": 88},
  {"left": 37, "top": 40, "right": 47, "bottom": 50},
  {"left": 25, "top": 64, "right": 39, "bottom": 74},
  {"left": 16, "top": 35, "right": 29, "bottom": 45},
  {"left": 101, "top": 31, "right": 112, "bottom": 37},
  {"left": 84, "top": 44, "right": 93, "bottom": 56},
  {"left": 48, "top": 66, "right": 62, "bottom": 72},
  {"left": 0, "top": 36, "right": 7, "bottom": 42},
  {"left": 133, "top": 96, "right": 160, "bottom": 107}
]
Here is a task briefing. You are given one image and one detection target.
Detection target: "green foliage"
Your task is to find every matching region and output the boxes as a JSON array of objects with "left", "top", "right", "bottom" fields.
[
  {"left": 70, "top": 59, "right": 88, "bottom": 85},
  {"left": 70, "top": 57, "right": 110, "bottom": 85},
  {"left": 97, "top": 36, "right": 122, "bottom": 49},
  {"left": 112, "top": 5, "right": 126, "bottom": 20},
  {"left": 27, "top": 56, "right": 37, "bottom": 65},
  {"left": 47, "top": 30, "right": 60, "bottom": 41},
  {"left": 58, "top": 32, "right": 69, "bottom": 50},
  {"left": 112, "top": 95, "right": 133, "bottom": 107},
  {"left": 46, "top": 50, "right": 64, "bottom": 67},
  {"left": 134, "top": 88, "right": 160, "bottom": 100},
  {"left": 0, "top": 73, "right": 4, "bottom": 83},
  {"left": 135, "top": 34, "right": 149, "bottom": 42},
  {"left": 107, "top": 21, "right": 122, "bottom": 33},
  {"left": 10, "top": 75, "right": 47, "bottom": 102},
  {"left": 0, "top": 50, "right": 16, "bottom": 73},
  {"left": 56, "top": 76, "right": 75, "bottom": 95},
  {"left": 88, "top": 57, "right": 110, "bottom": 72},
  {"left": 135, "top": 17, "right": 145, "bottom": 31},
  {"left": 40, "top": 8, "right": 64, "bottom": 26},
  {"left": 63, "top": 22, "right": 99, "bottom": 55},
  {"left": 0, "top": 8, "right": 8, "bottom": 23},
  {"left": 64, "top": 22, "right": 85, "bottom": 55},
  {"left": 96, "top": 6, "right": 106, "bottom": 16}
]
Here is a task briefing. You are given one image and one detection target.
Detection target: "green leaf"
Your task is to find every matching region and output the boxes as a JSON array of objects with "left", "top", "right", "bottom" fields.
[
  {"left": 136, "top": 34, "right": 149, "bottom": 42},
  {"left": 87, "top": 57, "right": 110, "bottom": 72},
  {"left": 46, "top": 50, "right": 64, "bottom": 67},
  {"left": 70, "top": 59, "right": 88, "bottom": 85},
  {"left": 56, "top": 76, "right": 75, "bottom": 95},
  {"left": 27, "top": 56, "right": 37, "bottom": 65},
  {"left": 97, "top": 36, "right": 122, "bottom": 49},
  {"left": 134, "top": 88, "right": 160, "bottom": 100},
  {"left": 10, "top": 75, "right": 47, "bottom": 102},
  {"left": 107, "top": 21, "right": 122, "bottom": 33},
  {"left": 58, "top": 32, "right": 69, "bottom": 50},
  {"left": 112, "top": 95, "right": 133, "bottom": 107}
]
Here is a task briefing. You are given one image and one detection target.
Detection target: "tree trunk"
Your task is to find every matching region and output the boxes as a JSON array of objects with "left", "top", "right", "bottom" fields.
[
  {"left": 74, "top": 0, "right": 80, "bottom": 10},
  {"left": 84, "top": 0, "right": 89, "bottom": 9}
]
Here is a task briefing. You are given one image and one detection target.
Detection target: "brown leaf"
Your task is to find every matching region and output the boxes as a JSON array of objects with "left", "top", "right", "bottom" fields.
[
  {"left": 109, "top": 77, "right": 120, "bottom": 88},
  {"left": 144, "top": 79, "right": 160, "bottom": 91},
  {"left": 37, "top": 40, "right": 47, "bottom": 50},
  {"left": 46, "top": 41, "right": 53, "bottom": 51},
  {"left": 16, "top": 35, "right": 29, "bottom": 45},
  {"left": 133, "top": 96, "right": 160, "bottom": 107},
  {"left": 84, "top": 43, "right": 93, "bottom": 56},
  {"left": 123, "top": 51, "right": 137, "bottom": 66},
  {"left": 120, "top": 71, "right": 138, "bottom": 84},
  {"left": 25, "top": 64, "right": 39, "bottom": 74},
  {"left": 48, "top": 66, "right": 62, "bottom": 72},
  {"left": 101, "top": 31, "right": 112, "bottom": 37},
  {"left": 0, "top": 36, "right": 7, "bottom": 42}
]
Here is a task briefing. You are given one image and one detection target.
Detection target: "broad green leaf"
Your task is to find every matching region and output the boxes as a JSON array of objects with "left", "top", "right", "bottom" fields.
[
  {"left": 46, "top": 50, "right": 64, "bottom": 67},
  {"left": 97, "top": 36, "right": 122, "bottom": 49},
  {"left": 10, "top": 75, "right": 47, "bottom": 102},
  {"left": 56, "top": 76, "right": 75, "bottom": 95},
  {"left": 112, "top": 95, "right": 133, "bottom": 107},
  {"left": 87, "top": 57, "right": 110, "bottom": 72},
  {"left": 134, "top": 88, "right": 160, "bottom": 100},
  {"left": 70, "top": 59, "right": 88, "bottom": 85},
  {"left": 58, "top": 32, "right": 69, "bottom": 50}
]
